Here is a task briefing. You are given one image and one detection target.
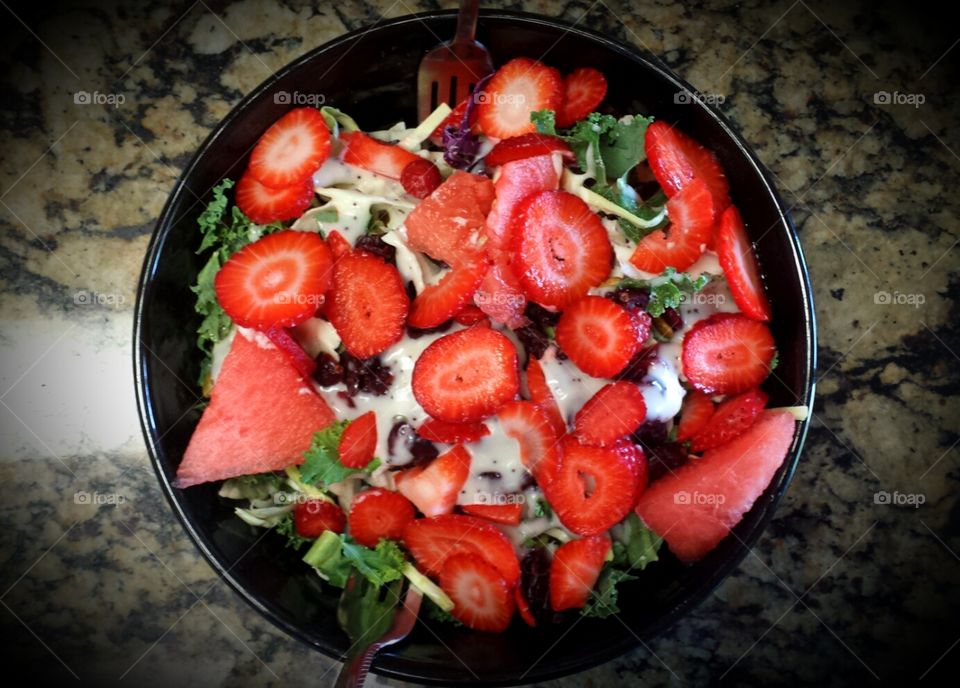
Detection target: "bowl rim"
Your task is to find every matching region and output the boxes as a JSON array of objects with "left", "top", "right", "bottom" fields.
[{"left": 133, "top": 8, "right": 817, "bottom": 685}]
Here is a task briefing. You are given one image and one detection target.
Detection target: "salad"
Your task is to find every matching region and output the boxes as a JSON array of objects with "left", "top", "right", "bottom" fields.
[{"left": 176, "top": 57, "right": 804, "bottom": 636}]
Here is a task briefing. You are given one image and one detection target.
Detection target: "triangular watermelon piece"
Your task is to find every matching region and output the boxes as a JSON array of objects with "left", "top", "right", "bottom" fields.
[
  {"left": 634, "top": 410, "right": 796, "bottom": 563},
  {"left": 174, "top": 330, "right": 335, "bottom": 488}
]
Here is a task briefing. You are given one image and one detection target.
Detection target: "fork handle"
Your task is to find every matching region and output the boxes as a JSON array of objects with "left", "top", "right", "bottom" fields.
[
  {"left": 454, "top": 0, "right": 480, "bottom": 43},
  {"left": 334, "top": 644, "right": 380, "bottom": 688}
]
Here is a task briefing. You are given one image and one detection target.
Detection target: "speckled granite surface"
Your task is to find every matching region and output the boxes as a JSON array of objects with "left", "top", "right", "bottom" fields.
[{"left": 1, "top": 0, "right": 957, "bottom": 685}]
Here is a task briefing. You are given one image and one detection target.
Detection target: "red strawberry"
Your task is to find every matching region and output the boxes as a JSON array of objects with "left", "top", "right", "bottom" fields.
[
  {"left": 498, "top": 400, "right": 562, "bottom": 482},
  {"left": 454, "top": 304, "right": 488, "bottom": 326},
  {"left": 549, "top": 534, "right": 611, "bottom": 611},
  {"left": 402, "top": 513, "right": 521, "bottom": 586},
  {"left": 293, "top": 499, "right": 346, "bottom": 538},
  {"left": 485, "top": 154, "right": 559, "bottom": 250},
  {"left": 401, "top": 158, "right": 443, "bottom": 199},
  {"left": 395, "top": 445, "right": 471, "bottom": 517},
  {"left": 429, "top": 97, "right": 477, "bottom": 145},
  {"left": 412, "top": 327, "right": 520, "bottom": 423},
  {"left": 629, "top": 177, "right": 716, "bottom": 273},
  {"left": 555, "top": 68, "right": 608, "bottom": 128},
  {"left": 690, "top": 388, "right": 769, "bottom": 452},
  {"left": 676, "top": 390, "right": 715, "bottom": 442},
  {"left": 325, "top": 229, "right": 351, "bottom": 259},
  {"left": 461, "top": 503, "right": 523, "bottom": 526},
  {"left": 265, "top": 326, "right": 317, "bottom": 378},
  {"left": 715, "top": 205, "right": 772, "bottom": 321},
  {"left": 525, "top": 357, "right": 566, "bottom": 436},
  {"left": 235, "top": 172, "right": 314, "bottom": 225},
  {"left": 338, "top": 411, "right": 377, "bottom": 468},
  {"left": 348, "top": 487, "right": 415, "bottom": 547},
  {"left": 339, "top": 131, "right": 421, "bottom": 180},
  {"left": 515, "top": 586, "right": 537, "bottom": 627},
  {"left": 484, "top": 133, "right": 574, "bottom": 167},
  {"left": 327, "top": 251, "right": 409, "bottom": 358},
  {"left": 407, "top": 261, "right": 487, "bottom": 329},
  {"left": 474, "top": 251, "right": 528, "bottom": 328},
  {"left": 555, "top": 296, "right": 641, "bottom": 378},
  {"left": 417, "top": 418, "right": 490, "bottom": 444},
  {"left": 645, "top": 120, "right": 730, "bottom": 211},
  {"left": 440, "top": 554, "right": 515, "bottom": 632},
  {"left": 476, "top": 58, "right": 563, "bottom": 139},
  {"left": 543, "top": 437, "right": 640, "bottom": 536},
  {"left": 215, "top": 230, "right": 332, "bottom": 330},
  {"left": 248, "top": 107, "right": 332, "bottom": 188},
  {"left": 681, "top": 313, "right": 776, "bottom": 394},
  {"left": 513, "top": 190, "right": 613, "bottom": 308},
  {"left": 573, "top": 382, "right": 647, "bottom": 447}
]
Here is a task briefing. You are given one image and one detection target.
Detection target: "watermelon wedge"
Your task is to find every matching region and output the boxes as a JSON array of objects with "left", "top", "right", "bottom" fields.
[
  {"left": 634, "top": 410, "right": 796, "bottom": 563},
  {"left": 174, "top": 330, "right": 335, "bottom": 488}
]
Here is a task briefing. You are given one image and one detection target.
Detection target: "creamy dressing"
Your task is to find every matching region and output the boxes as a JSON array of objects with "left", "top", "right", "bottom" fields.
[
  {"left": 537, "top": 347, "right": 608, "bottom": 424},
  {"left": 457, "top": 416, "right": 528, "bottom": 504}
]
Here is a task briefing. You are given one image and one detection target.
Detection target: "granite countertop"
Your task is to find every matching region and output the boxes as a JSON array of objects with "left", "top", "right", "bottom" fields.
[{"left": 1, "top": 0, "right": 957, "bottom": 685}]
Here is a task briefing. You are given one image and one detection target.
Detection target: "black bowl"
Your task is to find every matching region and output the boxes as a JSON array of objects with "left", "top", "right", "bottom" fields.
[{"left": 134, "top": 10, "right": 816, "bottom": 685}]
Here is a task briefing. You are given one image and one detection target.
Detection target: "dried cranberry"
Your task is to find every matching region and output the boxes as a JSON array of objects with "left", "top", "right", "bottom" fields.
[
  {"left": 616, "top": 344, "right": 659, "bottom": 383},
  {"left": 516, "top": 325, "right": 551, "bottom": 360},
  {"left": 609, "top": 286, "right": 650, "bottom": 313},
  {"left": 661, "top": 307, "right": 683, "bottom": 332},
  {"left": 340, "top": 352, "right": 394, "bottom": 397},
  {"left": 525, "top": 302, "right": 560, "bottom": 330},
  {"left": 647, "top": 442, "right": 690, "bottom": 482},
  {"left": 387, "top": 421, "right": 439, "bottom": 467},
  {"left": 312, "top": 352, "right": 343, "bottom": 387},
  {"left": 632, "top": 420, "right": 669, "bottom": 450},
  {"left": 354, "top": 234, "right": 396, "bottom": 265},
  {"left": 521, "top": 547, "right": 562, "bottom": 625}
]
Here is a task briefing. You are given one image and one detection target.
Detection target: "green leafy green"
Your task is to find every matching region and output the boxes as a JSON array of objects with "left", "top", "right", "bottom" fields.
[
  {"left": 618, "top": 269, "right": 712, "bottom": 318},
  {"left": 612, "top": 513, "right": 663, "bottom": 571},
  {"left": 313, "top": 207, "right": 339, "bottom": 223},
  {"left": 299, "top": 421, "right": 381, "bottom": 486},
  {"left": 304, "top": 531, "right": 406, "bottom": 589},
  {"left": 770, "top": 349, "right": 780, "bottom": 370},
  {"left": 337, "top": 573, "right": 402, "bottom": 651},
  {"left": 218, "top": 471, "right": 285, "bottom": 500},
  {"left": 582, "top": 567, "right": 638, "bottom": 618},
  {"left": 423, "top": 598, "right": 463, "bottom": 626},
  {"left": 275, "top": 513, "right": 312, "bottom": 550},
  {"left": 531, "top": 109, "right": 557, "bottom": 135},
  {"left": 320, "top": 106, "right": 360, "bottom": 136},
  {"left": 533, "top": 498, "right": 553, "bottom": 519},
  {"left": 598, "top": 115, "right": 653, "bottom": 179}
]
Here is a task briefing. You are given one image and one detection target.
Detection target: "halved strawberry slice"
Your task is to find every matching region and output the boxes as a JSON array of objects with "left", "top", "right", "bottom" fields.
[
  {"left": 338, "top": 411, "right": 377, "bottom": 468},
  {"left": 498, "top": 400, "right": 562, "bottom": 482},
  {"left": 235, "top": 172, "right": 314, "bottom": 225},
  {"left": 513, "top": 190, "right": 612, "bottom": 308},
  {"left": 402, "top": 513, "right": 521, "bottom": 586},
  {"left": 440, "top": 554, "right": 515, "bottom": 632},
  {"left": 676, "top": 390, "right": 715, "bottom": 442},
  {"left": 400, "top": 158, "right": 443, "bottom": 199},
  {"left": 348, "top": 487, "right": 415, "bottom": 547},
  {"left": 573, "top": 382, "right": 647, "bottom": 447},
  {"left": 555, "top": 68, "right": 608, "bottom": 129},
  {"left": 549, "top": 534, "right": 611, "bottom": 611},
  {"left": 515, "top": 586, "right": 537, "bottom": 627},
  {"left": 247, "top": 107, "right": 332, "bottom": 188},
  {"left": 325, "top": 229, "right": 351, "bottom": 259},
  {"left": 645, "top": 120, "right": 730, "bottom": 211},
  {"left": 629, "top": 177, "right": 716, "bottom": 273},
  {"left": 407, "top": 261, "right": 488, "bottom": 329},
  {"left": 525, "top": 357, "right": 566, "bottom": 436},
  {"left": 454, "top": 304, "right": 488, "bottom": 326},
  {"left": 265, "top": 326, "right": 317, "bottom": 378},
  {"left": 417, "top": 418, "right": 491, "bottom": 444},
  {"left": 461, "top": 503, "right": 523, "bottom": 525},
  {"left": 476, "top": 57, "right": 563, "bottom": 139},
  {"left": 395, "top": 445, "right": 471, "bottom": 517},
  {"left": 293, "top": 499, "right": 346, "bottom": 538},
  {"left": 327, "top": 251, "right": 409, "bottom": 358},
  {"left": 715, "top": 205, "right": 772, "bottom": 321},
  {"left": 484, "top": 134, "right": 574, "bottom": 167},
  {"left": 555, "top": 296, "right": 641, "bottom": 379},
  {"left": 485, "top": 154, "right": 559, "bottom": 250},
  {"left": 339, "top": 131, "right": 421, "bottom": 180},
  {"left": 690, "top": 388, "right": 768, "bottom": 452},
  {"left": 681, "top": 313, "right": 776, "bottom": 394},
  {"left": 543, "top": 436, "right": 640, "bottom": 536},
  {"left": 412, "top": 327, "right": 520, "bottom": 423},
  {"left": 214, "top": 230, "right": 333, "bottom": 330}
]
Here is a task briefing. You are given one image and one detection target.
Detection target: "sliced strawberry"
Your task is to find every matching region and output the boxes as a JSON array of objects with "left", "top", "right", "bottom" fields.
[
  {"left": 248, "top": 107, "right": 332, "bottom": 188},
  {"left": 339, "top": 131, "right": 421, "bottom": 180},
  {"left": 402, "top": 513, "right": 521, "bottom": 586},
  {"left": 476, "top": 57, "right": 563, "bottom": 139},
  {"left": 525, "top": 357, "right": 566, "bottom": 436},
  {"left": 412, "top": 327, "right": 520, "bottom": 423},
  {"left": 543, "top": 437, "right": 640, "bottom": 536},
  {"left": 235, "top": 172, "right": 314, "bottom": 225},
  {"left": 407, "top": 261, "right": 487, "bottom": 329},
  {"left": 498, "top": 400, "right": 562, "bottom": 482},
  {"left": 484, "top": 134, "right": 574, "bottom": 167},
  {"left": 681, "top": 313, "right": 776, "bottom": 394},
  {"left": 555, "top": 296, "right": 641, "bottom": 379},
  {"left": 214, "top": 230, "right": 332, "bottom": 330},
  {"left": 430, "top": 97, "right": 477, "bottom": 145},
  {"left": 513, "top": 190, "right": 612, "bottom": 308},
  {"left": 293, "top": 499, "right": 346, "bottom": 538},
  {"left": 549, "top": 534, "right": 611, "bottom": 611},
  {"left": 573, "top": 382, "right": 647, "bottom": 447},
  {"left": 629, "top": 177, "right": 716, "bottom": 273},
  {"left": 690, "top": 388, "right": 769, "bottom": 452},
  {"left": 676, "top": 390, "right": 715, "bottom": 442},
  {"left": 401, "top": 158, "right": 443, "bottom": 199},
  {"left": 327, "top": 251, "right": 409, "bottom": 358},
  {"left": 417, "top": 418, "right": 491, "bottom": 444},
  {"left": 715, "top": 205, "right": 772, "bottom": 321},
  {"left": 485, "top": 154, "right": 559, "bottom": 250},
  {"left": 645, "top": 120, "right": 730, "bottom": 211},
  {"left": 461, "top": 503, "right": 523, "bottom": 526},
  {"left": 338, "top": 411, "right": 377, "bottom": 468},
  {"left": 454, "top": 304, "right": 488, "bottom": 326},
  {"left": 395, "top": 445, "right": 471, "bottom": 517},
  {"left": 514, "top": 586, "right": 537, "bottom": 627},
  {"left": 265, "top": 326, "right": 317, "bottom": 378},
  {"left": 348, "top": 487, "right": 415, "bottom": 547},
  {"left": 474, "top": 251, "right": 528, "bottom": 328},
  {"left": 555, "top": 68, "right": 608, "bottom": 129},
  {"left": 325, "top": 229, "right": 351, "bottom": 259},
  {"left": 440, "top": 554, "right": 515, "bottom": 632}
]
